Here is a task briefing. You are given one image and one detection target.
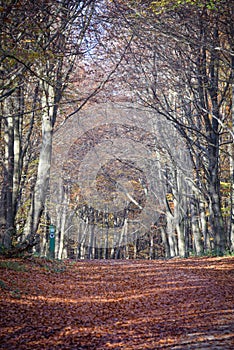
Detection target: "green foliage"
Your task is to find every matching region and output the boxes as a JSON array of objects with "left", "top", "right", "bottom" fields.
[
  {"left": 223, "top": 250, "right": 234, "bottom": 257},
  {"left": 0, "top": 260, "right": 26, "bottom": 272},
  {"left": 188, "top": 248, "right": 234, "bottom": 258},
  {"left": 0, "top": 280, "right": 7, "bottom": 289},
  {"left": 44, "top": 264, "right": 67, "bottom": 273},
  {"left": 0, "top": 244, "right": 7, "bottom": 256},
  {"left": 0, "top": 267, "right": 23, "bottom": 298},
  {"left": 0, "top": 279, "right": 22, "bottom": 299},
  {"left": 9, "top": 288, "right": 21, "bottom": 299},
  {"left": 27, "top": 256, "right": 67, "bottom": 273},
  {"left": 201, "top": 249, "right": 217, "bottom": 257},
  {"left": 150, "top": 0, "right": 221, "bottom": 13}
]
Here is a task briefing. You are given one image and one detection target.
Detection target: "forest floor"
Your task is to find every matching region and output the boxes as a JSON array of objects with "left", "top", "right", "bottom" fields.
[{"left": 0, "top": 256, "right": 233, "bottom": 349}]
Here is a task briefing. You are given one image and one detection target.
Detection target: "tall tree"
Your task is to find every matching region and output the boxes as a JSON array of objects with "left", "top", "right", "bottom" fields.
[
  {"left": 0, "top": 0, "right": 98, "bottom": 254},
  {"left": 110, "top": 0, "right": 233, "bottom": 255}
]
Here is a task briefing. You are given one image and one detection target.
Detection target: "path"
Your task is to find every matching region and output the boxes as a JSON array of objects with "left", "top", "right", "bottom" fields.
[{"left": 0, "top": 257, "right": 234, "bottom": 349}]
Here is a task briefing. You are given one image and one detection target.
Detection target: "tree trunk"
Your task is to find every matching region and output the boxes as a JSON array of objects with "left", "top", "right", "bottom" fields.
[
  {"left": 23, "top": 84, "right": 53, "bottom": 244},
  {"left": 230, "top": 147, "right": 234, "bottom": 252},
  {"left": 0, "top": 105, "right": 17, "bottom": 249},
  {"left": 173, "top": 172, "right": 186, "bottom": 258},
  {"left": 160, "top": 225, "right": 170, "bottom": 258},
  {"left": 149, "top": 232, "right": 154, "bottom": 259},
  {"left": 230, "top": 51, "right": 234, "bottom": 252},
  {"left": 166, "top": 210, "right": 177, "bottom": 257},
  {"left": 208, "top": 181, "right": 225, "bottom": 254},
  {"left": 191, "top": 196, "right": 204, "bottom": 256}
]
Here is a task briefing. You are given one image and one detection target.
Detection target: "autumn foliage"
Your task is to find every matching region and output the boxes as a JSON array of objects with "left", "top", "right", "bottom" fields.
[{"left": 0, "top": 257, "right": 233, "bottom": 349}]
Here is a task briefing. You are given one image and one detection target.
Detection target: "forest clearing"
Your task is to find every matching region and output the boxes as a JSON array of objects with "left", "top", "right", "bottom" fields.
[{"left": 0, "top": 256, "right": 234, "bottom": 349}]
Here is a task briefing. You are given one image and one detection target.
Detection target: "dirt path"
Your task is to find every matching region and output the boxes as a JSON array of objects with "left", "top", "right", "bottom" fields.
[{"left": 0, "top": 257, "right": 234, "bottom": 349}]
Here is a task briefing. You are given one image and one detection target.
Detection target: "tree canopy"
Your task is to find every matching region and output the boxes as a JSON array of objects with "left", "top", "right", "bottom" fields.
[{"left": 0, "top": 0, "right": 233, "bottom": 258}]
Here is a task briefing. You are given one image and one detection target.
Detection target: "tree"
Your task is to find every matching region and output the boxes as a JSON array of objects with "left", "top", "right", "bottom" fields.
[
  {"left": 0, "top": 0, "right": 98, "bottom": 254},
  {"left": 109, "top": 0, "right": 233, "bottom": 255}
]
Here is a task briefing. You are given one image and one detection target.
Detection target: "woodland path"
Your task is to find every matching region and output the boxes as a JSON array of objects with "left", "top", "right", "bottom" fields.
[{"left": 0, "top": 257, "right": 234, "bottom": 349}]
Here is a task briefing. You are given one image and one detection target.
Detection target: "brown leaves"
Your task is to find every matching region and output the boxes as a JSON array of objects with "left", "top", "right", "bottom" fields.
[{"left": 0, "top": 257, "right": 234, "bottom": 349}]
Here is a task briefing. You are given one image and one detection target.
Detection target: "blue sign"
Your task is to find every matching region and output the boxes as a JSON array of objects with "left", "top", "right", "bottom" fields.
[{"left": 49, "top": 224, "right": 56, "bottom": 258}]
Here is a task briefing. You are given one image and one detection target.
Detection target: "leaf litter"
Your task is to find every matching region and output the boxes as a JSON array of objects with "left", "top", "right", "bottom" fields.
[{"left": 0, "top": 256, "right": 233, "bottom": 349}]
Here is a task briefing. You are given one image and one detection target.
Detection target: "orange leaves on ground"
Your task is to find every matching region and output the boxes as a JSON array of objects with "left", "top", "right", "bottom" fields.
[{"left": 0, "top": 257, "right": 234, "bottom": 349}]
